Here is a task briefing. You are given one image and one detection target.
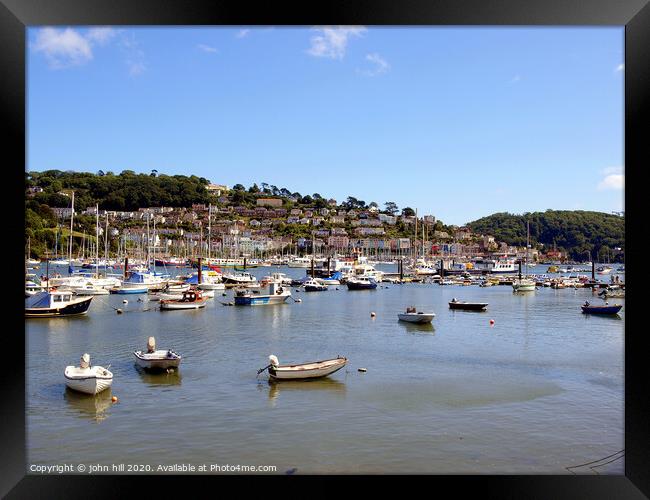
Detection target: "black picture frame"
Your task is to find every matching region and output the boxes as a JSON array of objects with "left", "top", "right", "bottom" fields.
[{"left": 3, "top": 0, "right": 647, "bottom": 497}]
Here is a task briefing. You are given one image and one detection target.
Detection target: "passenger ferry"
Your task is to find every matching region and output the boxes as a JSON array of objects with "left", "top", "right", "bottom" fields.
[{"left": 488, "top": 259, "right": 517, "bottom": 274}]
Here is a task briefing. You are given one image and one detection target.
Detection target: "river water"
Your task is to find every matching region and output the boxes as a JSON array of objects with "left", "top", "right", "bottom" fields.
[{"left": 26, "top": 264, "right": 624, "bottom": 474}]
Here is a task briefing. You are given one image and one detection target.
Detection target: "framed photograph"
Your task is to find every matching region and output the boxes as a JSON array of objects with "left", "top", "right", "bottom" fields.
[{"left": 4, "top": 0, "right": 647, "bottom": 496}]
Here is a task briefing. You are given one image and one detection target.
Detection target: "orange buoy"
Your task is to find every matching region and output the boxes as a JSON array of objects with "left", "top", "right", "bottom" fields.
[{"left": 111, "top": 396, "right": 118, "bottom": 403}]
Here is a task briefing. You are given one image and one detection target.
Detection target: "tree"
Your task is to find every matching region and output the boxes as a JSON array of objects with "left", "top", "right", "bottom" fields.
[
  {"left": 150, "top": 169, "right": 158, "bottom": 177},
  {"left": 97, "top": 170, "right": 105, "bottom": 177},
  {"left": 402, "top": 207, "right": 416, "bottom": 217},
  {"left": 384, "top": 201, "right": 398, "bottom": 215},
  {"left": 232, "top": 184, "right": 245, "bottom": 191},
  {"left": 248, "top": 183, "right": 259, "bottom": 193}
]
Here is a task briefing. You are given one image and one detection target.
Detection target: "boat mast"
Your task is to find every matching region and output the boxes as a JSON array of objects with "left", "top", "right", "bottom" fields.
[
  {"left": 208, "top": 204, "right": 212, "bottom": 261},
  {"left": 95, "top": 204, "right": 99, "bottom": 278},
  {"left": 69, "top": 191, "right": 74, "bottom": 266},
  {"left": 526, "top": 220, "right": 529, "bottom": 276},
  {"left": 104, "top": 212, "right": 109, "bottom": 273}
]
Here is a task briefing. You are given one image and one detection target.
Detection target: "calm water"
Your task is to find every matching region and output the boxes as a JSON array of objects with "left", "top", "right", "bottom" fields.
[{"left": 26, "top": 264, "right": 624, "bottom": 474}]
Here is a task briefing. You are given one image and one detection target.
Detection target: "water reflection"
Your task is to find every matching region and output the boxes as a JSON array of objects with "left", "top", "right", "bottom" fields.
[
  {"left": 134, "top": 365, "right": 183, "bottom": 385},
  {"left": 64, "top": 388, "right": 113, "bottom": 422},
  {"left": 266, "top": 378, "right": 347, "bottom": 406},
  {"left": 399, "top": 321, "right": 435, "bottom": 334},
  {"left": 582, "top": 314, "right": 623, "bottom": 322}
]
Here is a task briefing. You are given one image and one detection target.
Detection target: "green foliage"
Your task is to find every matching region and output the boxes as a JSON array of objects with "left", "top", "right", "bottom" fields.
[
  {"left": 466, "top": 210, "right": 624, "bottom": 261},
  {"left": 27, "top": 170, "right": 210, "bottom": 211}
]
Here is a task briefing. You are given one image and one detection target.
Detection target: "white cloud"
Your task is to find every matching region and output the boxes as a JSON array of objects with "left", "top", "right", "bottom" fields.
[
  {"left": 236, "top": 29, "right": 250, "bottom": 38},
  {"left": 121, "top": 34, "right": 146, "bottom": 76},
  {"left": 86, "top": 27, "right": 118, "bottom": 46},
  {"left": 306, "top": 26, "right": 366, "bottom": 59},
  {"left": 509, "top": 74, "right": 521, "bottom": 84},
  {"left": 31, "top": 26, "right": 138, "bottom": 74},
  {"left": 197, "top": 44, "right": 218, "bottom": 53},
  {"left": 616, "top": 63, "right": 624, "bottom": 72},
  {"left": 358, "top": 53, "right": 389, "bottom": 76},
  {"left": 597, "top": 166, "right": 624, "bottom": 191},
  {"left": 31, "top": 27, "right": 93, "bottom": 68}
]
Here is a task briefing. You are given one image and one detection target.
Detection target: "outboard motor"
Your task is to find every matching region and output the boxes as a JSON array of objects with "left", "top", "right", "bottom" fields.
[{"left": 80, "top": 353, "right": 90, "bottom": 369}]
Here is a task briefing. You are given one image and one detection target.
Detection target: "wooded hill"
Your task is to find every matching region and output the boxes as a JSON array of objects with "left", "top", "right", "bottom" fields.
[{"left": 466, "top": 210, "right": 624, "bottom": 262}]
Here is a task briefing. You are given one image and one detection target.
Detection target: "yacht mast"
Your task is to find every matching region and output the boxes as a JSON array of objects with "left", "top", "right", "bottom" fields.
[
  {"left": 95, "top": 204, "right": 99, "bottom": 278},
  {"left": 68, "top": 191, "right": 75, "bottom": 265}
]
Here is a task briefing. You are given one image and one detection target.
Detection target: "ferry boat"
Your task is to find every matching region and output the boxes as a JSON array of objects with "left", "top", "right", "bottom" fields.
[
  {"left": 205, "top": 258, "right": 245, "bottom": 268},
  {"left": 489, "top": 259, "right": 517, "bottom": 274},
  {"left": 234, "top": 283, "right": 291, "bottom": 305},
  {"left": 26, "top": 290, "right": 93, "bottom": 317},
  {"left": 287, "top": 257, "right": 313, "bottom": 268},
  {"left": 222, "top": 271, "right": 258, "bottom": 285}
]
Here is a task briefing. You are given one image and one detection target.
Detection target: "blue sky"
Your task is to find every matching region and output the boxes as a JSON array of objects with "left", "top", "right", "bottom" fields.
[{"left": 27, "top": 26, "right": 624, "bottom": 225}]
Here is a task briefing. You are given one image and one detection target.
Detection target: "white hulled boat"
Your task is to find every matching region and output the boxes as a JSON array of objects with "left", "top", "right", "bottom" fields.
[{"left": 64, "top": 354, "right": 113, "bottom": 395}]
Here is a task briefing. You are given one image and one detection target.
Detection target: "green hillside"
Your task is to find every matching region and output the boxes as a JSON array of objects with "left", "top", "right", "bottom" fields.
[{"left": 466, "top": 210, "right": 624, "bottom": 262}]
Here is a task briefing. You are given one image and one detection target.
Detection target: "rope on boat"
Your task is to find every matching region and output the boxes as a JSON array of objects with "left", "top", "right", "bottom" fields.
[{"left": 565, "top": 449, "right": 624, "bottom": 474}]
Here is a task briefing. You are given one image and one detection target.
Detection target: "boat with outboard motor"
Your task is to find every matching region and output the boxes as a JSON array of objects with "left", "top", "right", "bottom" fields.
[
  {"left": 581, "top": 301, "right": 622, "bottom": 315},
  {"left": 257, "top": 354, "right": 347, "bottom": 380},
  {"left": 398, "top": 307, "right": 435, "bottom": 323},
  {"left": 448, "top": 298, "right": 488, "bottom": 311},
  {"left": 133, "top": 337, "right": 181, "bottom": 371},
  {"left": 64, "top": 353, "right": 113, "bottom": 395}
]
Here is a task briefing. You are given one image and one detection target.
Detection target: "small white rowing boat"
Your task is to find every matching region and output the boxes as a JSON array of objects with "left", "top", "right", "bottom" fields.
[
  {"left": 258, "top": 354, "right": 347, "bottom": 380},
  {"left": 64, "top": 353, "right": 113, "bottom": 395},
  {"left": 134, "top": 337, "right": 181, "bottom": 371}
]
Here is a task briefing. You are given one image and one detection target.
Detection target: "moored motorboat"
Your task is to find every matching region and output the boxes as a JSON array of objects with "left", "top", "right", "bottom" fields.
[
  {"left": 581, "top": 301, "right": 622, "bottom": 315},
  {"left": 448, "top": 298, "right": 488, "bottom": 311},
  {"left": 398, "top": 307, "right": 435, "bottom": 323},
  {"left": 234, "top": 283, "right": 291, "bottom": 305},
  {"left": 257, "top": 354, "right": 347, "bottom": 380},
  {"left": 346, "top": 276, "right": 378, "bottom": 290},
  {"left": 303, "top": 278, "right": 328, "bottom": 292},
  {"left": 133, "top": 337, "right": 181, "bottom": 371},
  {"left": 64, "top": 353, "right": 113, "bottom": 395},
  {"left": 26, "top": 290, "right": 93, "bottom": 317}
]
